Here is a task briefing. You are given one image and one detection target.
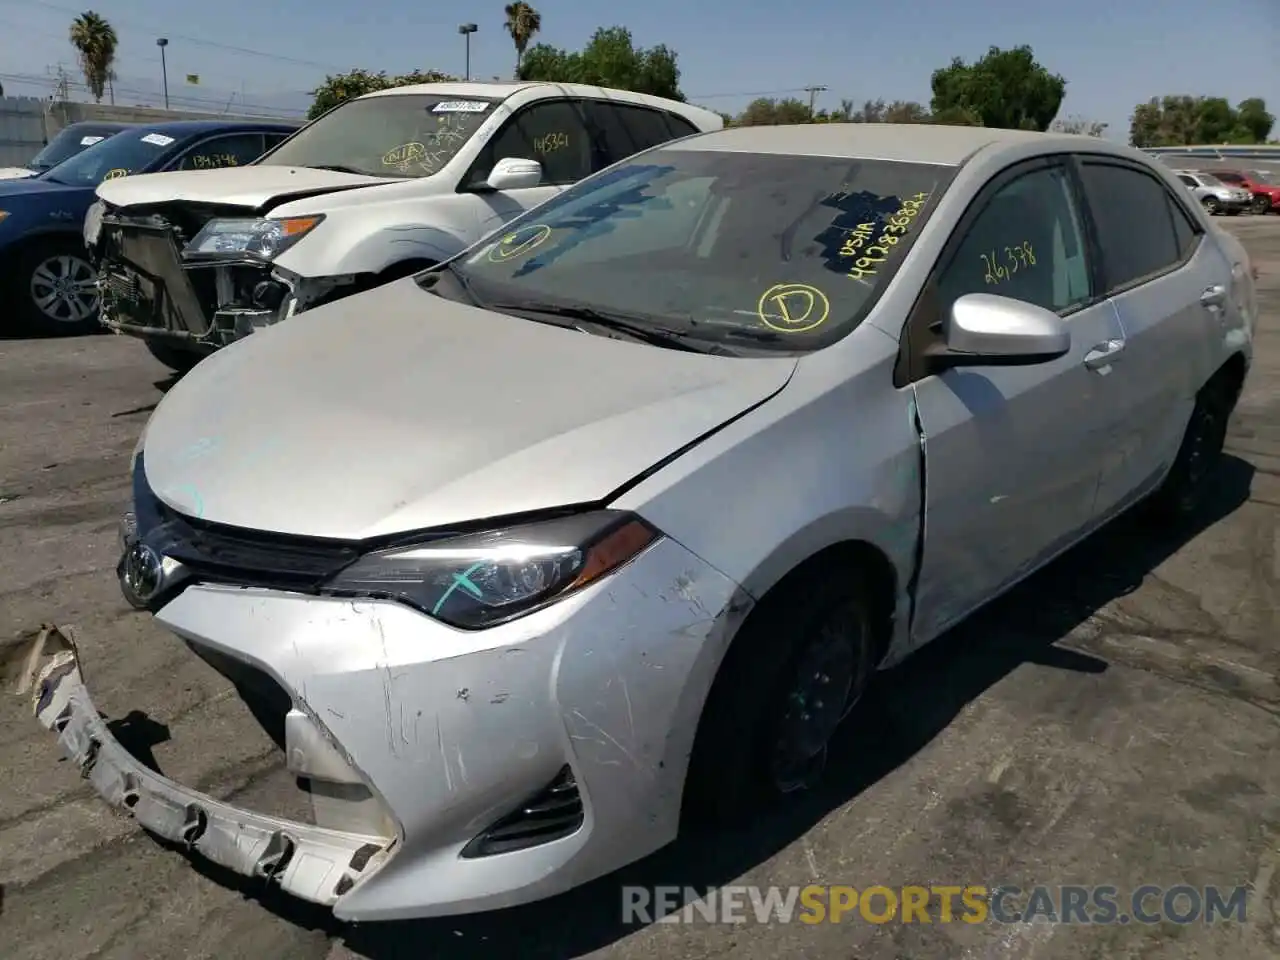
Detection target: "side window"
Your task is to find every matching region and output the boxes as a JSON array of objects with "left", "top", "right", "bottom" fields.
[
  {"left": 479, "top": 101, "right": 592, "bottom": 185},
  {"left": 1177, "top": 174, "right": 1198, "bottom": 188},
  {"left": 1078, "top": 161, "right": 1183, "bottom": 292},
  {"left": 263, "top": 132, "right": 291, "bottom": 150},
  {"left": 1166, "top": 192, "right": 1201, "bottom": 259},
  {"left": 1216, "top": 172, "right": 1242, "bottom": 184},
  {"left": 587, "top": 103, "right": 682, "bottom": 168},
  {"left": 937, "top": 164, "right": 1091, "bottom": 317},
  {"left": 664, "top": 112, "right": 698, "bottom": 137},
  {"left": 175, "top": 133, "right": 266, "bottom": 171}
]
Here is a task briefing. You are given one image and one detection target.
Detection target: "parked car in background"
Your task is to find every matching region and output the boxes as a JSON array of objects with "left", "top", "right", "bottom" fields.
[
  {"left": 1209, "top": 169, "right": 1280, "bottom": 215},
  {"left": 0, "top": 118, "right": 298, "bottom": 336},
  {"left": 86, "top": 81, "right": 723, "bottom": 371},
  {"left": 20, "top": 124, "right": 1253, "bottom": 920},
  {"left": 0, "top": 121, "right": 131, "bottom": 181},
  {"left": 1172, "top": 169, "right": 1252, "bottom": 216}
]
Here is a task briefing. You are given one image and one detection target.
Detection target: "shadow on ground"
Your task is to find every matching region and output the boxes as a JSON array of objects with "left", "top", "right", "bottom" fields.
[{"left": 153, "top": 455, "right": 1254, "bottom": 960}]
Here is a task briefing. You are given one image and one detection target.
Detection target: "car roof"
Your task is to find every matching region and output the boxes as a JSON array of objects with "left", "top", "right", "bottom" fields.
[
  {"left": 120, "top": 118, "right": 301, "bottom": 138},
  {"left": 362, "top": 80, "right": 721, "bottom": 125},
  {"left": 61, "top": 120, "right": 133, "bottom": 133},
  {"left": 656, "top": 123, "right": 1145, "bottom": 167}
]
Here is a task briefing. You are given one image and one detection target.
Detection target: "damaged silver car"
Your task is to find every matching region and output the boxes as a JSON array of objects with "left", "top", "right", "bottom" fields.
[{"left": 20, "top": 123, "right": 1252, "bottom": 919}]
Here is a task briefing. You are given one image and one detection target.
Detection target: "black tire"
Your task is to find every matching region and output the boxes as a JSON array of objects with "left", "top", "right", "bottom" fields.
[
  {"left": 1202, "top": 197, "right": 1221, "bottom": 216},
  {"left": 144, "top": 339, "right": 203, "bottom": 373},
  {"left": 1251, "top": 195, "right": 1271, "bottom": 215},
  {"left": 1146, "top": 375, "right": 1235, "bottom": 519},
  {"left": 9, "top": 238, "right": 100, "bottom": 336},
  {"left": 1226, "top": 208, "right": 1241, "bottom": 216},
  {"left": 682, "top": 567, "right": 879, "bottom": 826}
]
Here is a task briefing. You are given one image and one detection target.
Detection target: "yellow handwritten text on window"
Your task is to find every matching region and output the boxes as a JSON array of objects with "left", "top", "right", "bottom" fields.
[
  {"left": 839, "top": 193, "right": 931, "bottom": 283},
  {"left": 192, "top": 154, "right": 239, "bottom": 169},
  {"left": 534, "top": 132, "right": 569, "bottom": 155},
  {"left": 981, "top": 242, "right": 1037, "bottom": 285}
]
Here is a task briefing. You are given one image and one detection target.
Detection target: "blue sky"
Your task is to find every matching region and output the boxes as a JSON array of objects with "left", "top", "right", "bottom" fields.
[{"left": 0, "top": 0, "right": 1276, "bottom": 141}]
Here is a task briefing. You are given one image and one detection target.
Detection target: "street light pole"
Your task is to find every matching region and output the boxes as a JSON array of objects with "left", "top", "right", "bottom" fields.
[
  {"left": 458, "top": 23, "right": 478, "bottom": 81},
  {"left": 156, "top": 38, "right": 169, "bottom": 109}
]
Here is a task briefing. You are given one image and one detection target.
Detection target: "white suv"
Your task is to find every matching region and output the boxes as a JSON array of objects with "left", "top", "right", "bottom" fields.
[{"left": 85, "top": 82, "right": 722, "bottom": 370}]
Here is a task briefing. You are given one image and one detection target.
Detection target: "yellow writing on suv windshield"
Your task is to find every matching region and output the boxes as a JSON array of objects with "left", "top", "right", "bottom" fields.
[
  {"left": 757, "top": 283, "right": 830, "bottom": 334},
  {"left": 840, "top": 192, "right": 931, "bottom": 283}
]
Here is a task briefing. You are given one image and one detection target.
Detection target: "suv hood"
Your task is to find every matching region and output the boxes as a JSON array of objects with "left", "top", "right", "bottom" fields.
[
  {"left": 97, "top": 164, "right": 396, "bottom": 211},
  {"left": 142, "top": 280, "right": 796, "bottom": 539},
  {"left": 0, "top": 166, "right": 37, "bottom": 181}
]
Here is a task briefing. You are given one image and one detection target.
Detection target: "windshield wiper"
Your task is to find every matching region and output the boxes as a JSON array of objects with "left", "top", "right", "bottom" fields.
[
  {"left": 486, "top": 302, "right": 719, "bottom": 354},
  {"left": 305, "top": 164, "right": 370, "bottom": 176}
]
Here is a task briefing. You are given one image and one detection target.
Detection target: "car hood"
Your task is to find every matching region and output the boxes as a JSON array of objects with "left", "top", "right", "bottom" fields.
[
  {"left": 0, "top": 166, "right": 37, "bottom": 181},
  {"left": 0, "top": 175, "right": 87, "bottom": 200},
  {"left": 97, "top": 164, "right": 395, "bottom": 211},
  {"left": 142, "top": 280, "right": 797, "bottom": 539}
]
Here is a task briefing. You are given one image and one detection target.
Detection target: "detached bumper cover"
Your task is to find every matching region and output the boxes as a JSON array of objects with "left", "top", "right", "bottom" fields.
[{"left": 23, "top": 629, "right": 394, "bottom": 907}]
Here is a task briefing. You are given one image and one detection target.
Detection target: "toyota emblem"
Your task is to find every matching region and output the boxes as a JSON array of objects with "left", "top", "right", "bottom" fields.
[{"left": 120, "top": 540, "right": 163, "bottom": 606}]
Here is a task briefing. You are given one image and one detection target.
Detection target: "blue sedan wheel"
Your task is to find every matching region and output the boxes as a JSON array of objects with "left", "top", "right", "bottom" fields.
[{"left": 21, "top": 244, "right": 100, "bottom": 335}]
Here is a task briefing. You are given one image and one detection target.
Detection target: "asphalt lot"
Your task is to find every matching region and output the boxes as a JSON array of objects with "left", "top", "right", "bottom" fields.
[{"left": 2, "top": 217, "right": 1279, "bottom": 960}]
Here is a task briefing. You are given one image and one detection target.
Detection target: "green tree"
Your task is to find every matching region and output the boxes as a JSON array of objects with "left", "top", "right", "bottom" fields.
[
  {"left": 503, "top": 2, "right": 542, "bottom": 80},
  {"left": 734, "top": 97, "right": 810, "bottom": 126},
  {"left": 69, "top": 11, "right": 118, "bottom": 103},
  {"left": 307, "top": 68, "right": 454, "bottom": 120},
  {"left": 518, "top": 26, "right": 683, "bottom": 100},
  {"left": 930, "top": 45, "right": 1065, "bottom": 131},
  {"left": 1235, "top": 98, "right": 1275, "bottom": 143}
]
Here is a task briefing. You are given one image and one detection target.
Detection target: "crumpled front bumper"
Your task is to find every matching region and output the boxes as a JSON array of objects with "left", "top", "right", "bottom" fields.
[
  {"left": 20, "top": 626, "right": 392, "bottom": 906},
  {"left": 15, "top": 533, "right": 750, "bottom": 920}
]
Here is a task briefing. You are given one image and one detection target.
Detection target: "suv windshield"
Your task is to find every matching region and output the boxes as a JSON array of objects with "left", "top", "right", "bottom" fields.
[
  {"left": 446, "top": 149, "right": 953, "bottom": 353},
  {"left": 43, "top": 129, "right": 177, "bottom": 186},
  {"left": 28, "top": 126, "right": 115, "bottom": 172},
  {"left": 259, "top": 94, "right": 499, "bottom": 178},
  {"left": 1198, "top": 173, "right": 1225, "bottom": 187}
]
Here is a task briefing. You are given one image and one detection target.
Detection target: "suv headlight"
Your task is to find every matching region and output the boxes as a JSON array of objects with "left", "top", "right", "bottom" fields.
[
  {"left": 185, "top": 215, "right": 324, "bottom": 261},
  {"left": 323, "top": 510, "right": 662, "bottom": 629}
]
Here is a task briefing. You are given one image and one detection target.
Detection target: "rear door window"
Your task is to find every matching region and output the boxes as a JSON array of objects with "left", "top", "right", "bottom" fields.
[
  {"left": 1078, "top": 160, "right": 1184, "bottom": 292},
  {"left": 587, "top": 103, "right": 688, "bottom": 168}
]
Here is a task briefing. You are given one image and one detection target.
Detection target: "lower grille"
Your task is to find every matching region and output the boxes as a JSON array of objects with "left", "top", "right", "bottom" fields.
[{"left": 461, "top": 765, "right": 585, "bottom": 858}]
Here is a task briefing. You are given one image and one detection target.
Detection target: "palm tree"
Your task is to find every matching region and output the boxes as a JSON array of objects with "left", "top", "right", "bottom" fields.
[
  {"left": 69, "top": 11, "right": 118, "bottom": 103},
  {"left": 503, "top": 2, "right": 542, "bottom": 80}
]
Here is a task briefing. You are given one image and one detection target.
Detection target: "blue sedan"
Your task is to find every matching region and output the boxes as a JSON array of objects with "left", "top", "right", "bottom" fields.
[{"left": 0, "top": 117, "right": 298, "bottom": 336}]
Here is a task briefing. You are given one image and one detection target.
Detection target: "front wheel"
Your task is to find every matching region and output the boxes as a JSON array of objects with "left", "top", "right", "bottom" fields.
[
  {"left": 1202, "top": 197, "right": 1221, "bottom": 216},
  {"left": 144, "top": 339, "right": 203, "bottom": 373},
  {"left": 11, "top": 240, "right": 100, "bottom": 336},
  {"left": 682, "top": 569, "right": 879, "bottom": 825},
  {"left": 1252, "top": 195, "right": 1272, "bottom": 215}
]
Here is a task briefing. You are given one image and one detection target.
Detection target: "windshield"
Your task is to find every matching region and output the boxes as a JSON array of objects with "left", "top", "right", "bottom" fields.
[
  {"left": 29, "top": 126, "right": 116, "bottom": 172},
  {"left": 1198, "top": 173, "right": 1225, "bottom": 187},
  {"left": 447, "top": 149, "right": 953, "bottom": 353},
  {"left": 43, "top": 130, "right": 177, "bottom": 186},
  {"left": 259, "top": 94, "right": 498, "bottom": 178},
  {"left": 1252, "top": 170, "right": 1277, "bottom": 186}
]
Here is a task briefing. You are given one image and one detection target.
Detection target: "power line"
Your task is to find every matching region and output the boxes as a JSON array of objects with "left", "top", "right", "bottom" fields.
[
  {"left": 0, "top": 0, "right": 353, "bottom": 72},
  {"left": 688, "top": 87, "right": 813, "bottom": 101},
  {"left": 802, "top": 84, "right": 828, "bottom": 116},
  {"left": 0, "top": 70, "right": 306, "bottom": 116}
]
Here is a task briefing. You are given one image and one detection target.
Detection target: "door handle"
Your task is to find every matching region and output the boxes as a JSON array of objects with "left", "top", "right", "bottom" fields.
[
  {"left": 1200, "top": 284, "right": 1228, "bottom": 307},
  {"left": 1084, "top": 338, "right": 1125, "bottom": 370}
]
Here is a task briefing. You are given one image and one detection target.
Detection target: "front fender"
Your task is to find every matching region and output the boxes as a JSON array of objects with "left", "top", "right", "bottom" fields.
[
  {"left": 275, "top": 223, "right": 469, "bottom": 277},
  {"left": 0, "top": 224, "right": 85, "bottom": 258}
]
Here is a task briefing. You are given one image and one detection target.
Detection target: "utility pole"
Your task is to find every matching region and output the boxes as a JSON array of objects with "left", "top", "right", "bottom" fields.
[
  {"left": 156, "top": 38, "right": 169, "bottom": 109},
  {"left": 458, "top": 23, "right": 478, "bottom": 81},
  {"left": 803, "top": 84, "right": 827, "bottom": 119}
]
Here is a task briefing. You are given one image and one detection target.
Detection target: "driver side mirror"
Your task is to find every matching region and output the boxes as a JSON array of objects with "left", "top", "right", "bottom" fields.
[
  {"left": 924, "top": 293, "right": 1071, "bottom": 372},
  {"left": 484, "top": 156, "right": 542, "bottom": 191}
]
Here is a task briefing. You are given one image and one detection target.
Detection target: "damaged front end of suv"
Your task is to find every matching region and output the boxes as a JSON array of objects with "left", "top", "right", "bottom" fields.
[{"left": 88, "top": 199, "right": 350, "bottom": 358}]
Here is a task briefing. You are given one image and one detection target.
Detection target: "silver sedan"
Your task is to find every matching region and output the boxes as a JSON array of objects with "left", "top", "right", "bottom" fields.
[{"left": 16, "top": 122, "right": 1256, "bottom": 920}]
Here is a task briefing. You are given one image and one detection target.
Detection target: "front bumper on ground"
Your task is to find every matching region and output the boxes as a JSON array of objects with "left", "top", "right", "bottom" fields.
[
  {"left": 17, "top": 535, "right": 749, "bottom": 920},
  {"left": 21, "top": 628, "right": 392, "bottom": 906}
]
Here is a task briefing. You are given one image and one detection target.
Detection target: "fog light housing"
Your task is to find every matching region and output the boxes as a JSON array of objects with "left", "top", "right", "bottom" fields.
[{"left": 251, "top": 279, "right": 287, "bottom": 310}]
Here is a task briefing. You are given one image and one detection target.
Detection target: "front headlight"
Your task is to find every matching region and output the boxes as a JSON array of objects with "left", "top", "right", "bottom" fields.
[
  {"left": 0, "top": 210, "right": 9, "bottom": 225},
  {"left": 84, "top": 199, "right": 104, "bottom": 245},
  {"left": 185, "top": 215, "right": 324, "bottom": 261},
  {"left": 324, "top": 510, "right": 662, "bottom": 629}
]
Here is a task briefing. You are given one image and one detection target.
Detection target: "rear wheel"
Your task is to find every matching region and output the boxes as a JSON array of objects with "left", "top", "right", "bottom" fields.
[
  {"left": 1202, "top": 197, "right": 1221, "bottom": 216},
  {"left": 682, "top": 567, "right": 880, "bottom": 825},
  {"left": 144, "top": 339, "right": 203, "bottom": 373},
  {"left": 1146, "top": 374, "right": 1236, "bottom": 519},
  {"left": 11, "top": 239, "right": 100, "bottom": 336},
  {"left": 1252, "top": 195, "right": 1271, "bottom": 215}
]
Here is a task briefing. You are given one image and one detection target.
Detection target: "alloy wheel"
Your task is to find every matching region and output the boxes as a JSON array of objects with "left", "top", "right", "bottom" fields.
[{"left": 29, "top": 254, "right": 98, "bottom": 325}]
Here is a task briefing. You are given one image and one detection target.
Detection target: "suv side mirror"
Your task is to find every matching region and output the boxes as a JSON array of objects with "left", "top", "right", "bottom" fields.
[
  {"left": 485, "top": 156, "right": 542, "bottom": 191},
  {"left": 924, "top": 293, "right": 1071, "bottom": 372}
]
